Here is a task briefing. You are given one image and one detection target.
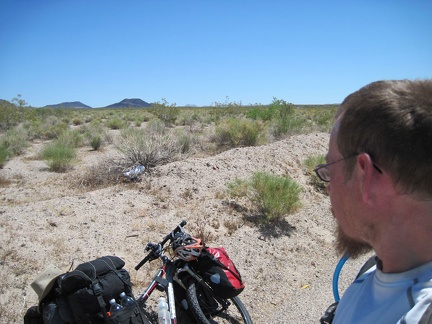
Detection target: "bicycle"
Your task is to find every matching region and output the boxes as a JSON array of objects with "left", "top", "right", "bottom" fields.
[{"left": 134, "top": 220, "right": 253, "bottom": 324}]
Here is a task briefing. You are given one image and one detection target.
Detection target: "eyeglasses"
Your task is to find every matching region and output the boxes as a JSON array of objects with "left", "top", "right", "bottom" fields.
[{"left": 314, "top": 153, "right": 382, "bottom": 182}]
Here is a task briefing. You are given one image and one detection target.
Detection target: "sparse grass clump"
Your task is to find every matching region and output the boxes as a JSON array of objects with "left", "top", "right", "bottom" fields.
[
  {"left": 227, "top": 171, "right": 302, "bottom": 223},
  {"left": 41, "top": 141, "right": 76, "bottom": 172},
  {"left": 73, "top": 160, "right": 124, "bottom": 190}
]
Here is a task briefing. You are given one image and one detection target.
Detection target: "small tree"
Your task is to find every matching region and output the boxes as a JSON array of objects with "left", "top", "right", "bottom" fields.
[{"left": 151, "top": 98, "right": 179, "bottom": 126}]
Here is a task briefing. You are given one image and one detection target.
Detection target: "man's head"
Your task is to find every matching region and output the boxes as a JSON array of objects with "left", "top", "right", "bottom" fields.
[
  {"left": 336, "top": 80, "right": 432, "bottom": 199},
  {"left": 328, "top": 79, "right": 432, "bottom": 258}
]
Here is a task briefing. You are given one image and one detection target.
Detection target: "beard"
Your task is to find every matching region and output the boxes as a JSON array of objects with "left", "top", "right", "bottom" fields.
[{"left": 335, "top": 224, "right": 372, "bottom": 259}]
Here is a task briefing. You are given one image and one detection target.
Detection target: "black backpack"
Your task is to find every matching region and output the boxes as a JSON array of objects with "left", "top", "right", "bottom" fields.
[{"left": 41, "top": 256, "right": 149, "bottom": 324}]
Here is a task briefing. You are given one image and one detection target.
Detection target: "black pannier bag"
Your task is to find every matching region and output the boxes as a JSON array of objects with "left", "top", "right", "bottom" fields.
[
  {"left": 48, "top": 256, "right": 148, "bottom": 324},
  {"left": 60, "top": 256, "right": 132, "bottom": 323},
  {"left": 197, "top": 247, "right": 245, "bottom": 299}
]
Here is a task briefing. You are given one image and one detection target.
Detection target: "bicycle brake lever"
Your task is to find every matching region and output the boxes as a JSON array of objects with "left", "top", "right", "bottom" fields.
[{"left": 146, "top": 242, "right": 158, "bottom": 251}]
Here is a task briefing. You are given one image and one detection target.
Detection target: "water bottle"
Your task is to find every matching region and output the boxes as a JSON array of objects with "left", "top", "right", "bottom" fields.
[
  {"left": 119, "top": 292, "right": 135, "bottom": 308},
  {"left": 157, "top": 297, "right": 170, "bottom": 324},
  {"left": 109, "top": 298, "right": 124, "bottom": 315}
]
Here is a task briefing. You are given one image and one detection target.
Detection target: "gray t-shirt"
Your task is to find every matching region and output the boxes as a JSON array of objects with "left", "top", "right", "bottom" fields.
[{"left": 334, "top": 260, "right": 432, "bottom": 323}]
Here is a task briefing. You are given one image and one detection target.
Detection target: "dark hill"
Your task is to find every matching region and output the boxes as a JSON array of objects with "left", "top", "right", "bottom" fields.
[
  {"left": 105, "top": 98, "right": 151, "bottom": 108},
  {"left": 43, "top": 101, "right": 92, "bottom": 109}
]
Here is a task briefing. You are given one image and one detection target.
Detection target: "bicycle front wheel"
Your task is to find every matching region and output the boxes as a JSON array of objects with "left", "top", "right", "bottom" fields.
[{"left": 186, "top": 282, "right": 253, "bottom": 324}]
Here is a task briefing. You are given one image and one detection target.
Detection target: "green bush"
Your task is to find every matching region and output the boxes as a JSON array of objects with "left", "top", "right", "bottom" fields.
[
  {"left": 0, "top": 143, "right": 9, "bottom": 168},
  {"left": 90, "top": 135, "right": 102, "bottom": 150},
  {"left": 106, "top": 117, "right": 125, "bottom": 130},
  {"left": 251, "top": 172, "right": 302, "bottom": 222},
  {"left": 23, "top": 116, "right": 69, "bottom": 140},
  {"left": 270, "top": 116, "right": 308, "bottom": 138},
  {"left": 213, "top": 118, "right": 265, "bottom": 148},
  {"left": 311, "top": 107, "right": 337, "bottom": 132},
  {"left": 227, "top": 171, "right": 302, "bottom": 223},
  {"left": 0, "top": 96, "right": 27, "bottom": 131},
  {"left": 41, "top": 141, "right": 76, "bottom": 172},
  {"left": 151, "top": 99, "right": 179, "bottom": 126},
  {"left": 246, "top": 104, "right": 274, "bottom": 121},
  {"left": 72, "top": 117, "right": 83, "bottom": 125},
  {"left": 1, "top": 127, "right": 29, "bottom": 156},
  {"left": 173, "top": 128, "right": 193, "bottom": 154},
  {"left": 82, "top": 123, "right": 110, "bottom": 150},
  {"left": 57, "top": 129, "right": 83, "bottom": 147}
]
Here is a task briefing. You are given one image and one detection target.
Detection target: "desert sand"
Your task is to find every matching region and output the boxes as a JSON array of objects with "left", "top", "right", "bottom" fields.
[{"left": 0, "top": 131, "right": 372, "bottom": 323}]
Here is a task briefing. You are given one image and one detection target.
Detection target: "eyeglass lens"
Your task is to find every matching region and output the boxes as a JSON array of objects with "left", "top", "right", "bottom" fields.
[{"left": 317, "top": 166, "right": 330, "bottom": 181}]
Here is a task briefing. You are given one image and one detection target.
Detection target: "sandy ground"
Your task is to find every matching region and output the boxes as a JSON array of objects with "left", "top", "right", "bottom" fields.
[{"left": 0, "top": 131, "right": 372, "bottom": 323}]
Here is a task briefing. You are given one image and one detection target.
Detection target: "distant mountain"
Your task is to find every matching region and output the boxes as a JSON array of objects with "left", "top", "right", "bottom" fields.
[
  {"left": 104, "top": 98, "right": 151, "bottom": 108},
  {"left": 43, "top": 101, "right": 92, "bottom": 109}
]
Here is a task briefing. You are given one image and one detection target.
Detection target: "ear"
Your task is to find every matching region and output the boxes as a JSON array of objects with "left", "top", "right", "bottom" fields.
[{"left": 356, "top": 153, "right": 376, "bottom": 204}]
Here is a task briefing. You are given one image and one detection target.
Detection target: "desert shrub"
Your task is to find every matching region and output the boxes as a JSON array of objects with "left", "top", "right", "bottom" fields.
[
  {"left": 90, "top": 136, "right": 102, "bottom": 150},
  {"left": 212, "top": 97, "right": 245, "bottom": 118},
  {"left": 106, "top": 117, "right": 125, "bottom": 130},
  {"left": 82, "top": 123, "right": 111, "bottom": 150},
  {"left": 227, "top": 171, "right": 302, "bottom": 223},
  {"left": 116, "top": 127, "right": 182, "bottom": 170},
  {"left": 303, "top": 154, "right": 327, "bottom": 194},
  {"left": 44, "top": 122, "right": 69, "bottom": 140},
  {"left": 173, "top": 128, "right": 193, "bottom": 154},
  {"left": 0, "top": 102, "right": 21, "bottom": 131},
  {"left": 41, "top": 141, "right": 76, "bottom": 172},
  {"left": 25, "top": 116, "right": 69, "bottom": 140},
  {"left": 0, "top": 95, "right": 29, "bottom": 131},
  {"left": 72, "top": 117, "right": 83, "bottom": 125},
  {"left": 212, "top": 118, "right": 265, "bottom": 148},
  {"left": 246, "top": 105, "right": 274, "bottom": 121},
  {"left": 0, "top": 127, "right": 29, "bottom": 156},
  {"left": 142, "top": 111, "right": 154, "bottom": 122},
  {"left": 311, "top": 107, "right": 337, "bottom": 132},
  {"left": 251, "top": 172, "right": 302, "bottom": 222},
  {"left": 146, "top": 118, "right": 167, "bottom": 135},
  {"left": 73, "top": 160, "right": 124, "bottom": 190},
  {"left": 270, "top": 116, "right": 308, "bottom": 138},
  {"left": 151, "top": 99, "right": 179, "bottom": 126},
  {"left": 57, "top": 129, "right": 83, "bottom": 147},
  {"left": 134, "top": 117, "right": 143, "bottom": 127},
  {"left": 0, "top": 143, "right": 9, "bottom": 168}
]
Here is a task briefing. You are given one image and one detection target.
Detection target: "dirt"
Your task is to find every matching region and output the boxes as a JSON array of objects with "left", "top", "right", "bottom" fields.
[{"left": 0, "top": 131, "right": 372, "bottom": 323}]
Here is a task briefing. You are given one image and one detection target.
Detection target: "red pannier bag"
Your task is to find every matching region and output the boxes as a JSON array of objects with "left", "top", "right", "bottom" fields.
[{"left": 197, "top": 247, "right": 245, "bottom": 299}]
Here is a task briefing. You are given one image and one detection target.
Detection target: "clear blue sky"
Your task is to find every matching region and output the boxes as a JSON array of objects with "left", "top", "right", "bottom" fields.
[{"left": 1, "top": 1, "right": 431, "bottom": 108}]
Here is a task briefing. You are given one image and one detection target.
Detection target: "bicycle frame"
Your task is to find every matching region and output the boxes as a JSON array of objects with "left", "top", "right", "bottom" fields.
[
  {"left": 136, "top": 256, "right": 180, "bottom": 324},
  {"left": 134, "top": 220, "right": 250, "bottom": 324}
]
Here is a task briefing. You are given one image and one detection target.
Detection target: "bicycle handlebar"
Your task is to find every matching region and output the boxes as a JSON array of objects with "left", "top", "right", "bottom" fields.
[{"left": 135, "top": 220, "right": 187, "bottom": 271}]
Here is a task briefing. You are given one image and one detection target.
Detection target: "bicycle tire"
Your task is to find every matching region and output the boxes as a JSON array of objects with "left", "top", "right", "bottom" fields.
[{"left": 186, "top": 282, "right": 253, "bottom": 324}]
